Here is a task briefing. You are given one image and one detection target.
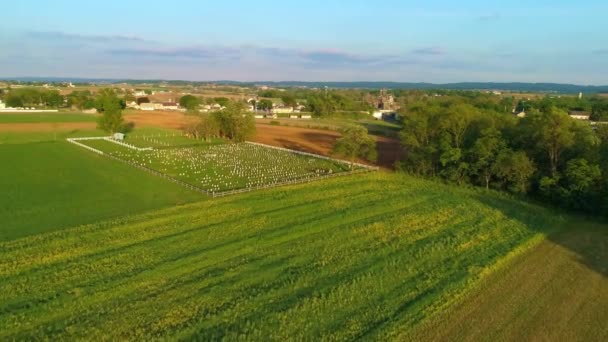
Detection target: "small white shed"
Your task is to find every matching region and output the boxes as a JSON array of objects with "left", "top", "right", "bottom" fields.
[{"left": 113, "top": 133, "right": 125, "bottom": 140}]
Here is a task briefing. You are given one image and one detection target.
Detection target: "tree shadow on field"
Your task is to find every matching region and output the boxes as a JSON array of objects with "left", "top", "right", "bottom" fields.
[
  {"left": 375, "top": 139, "right": 402, "bottom": 169},
  {"left": 301, "top": 131, "right": 338, "bottom": 149},
  {"left": 471, "top": 193, "right": 608, "bottom": 278},
  {"left": 274, "top": 138, "right": 325, "bottom": 156}
]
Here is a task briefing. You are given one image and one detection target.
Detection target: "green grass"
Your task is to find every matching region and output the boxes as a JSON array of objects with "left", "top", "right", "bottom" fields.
[
  {"left": 0, "top": 172, "right": 568, "bottom": 340},
  {"left": 0, "top": 113, "right": 98, "bottom": 123},
  {"left": 0, "top": 129, "right": 105, "bottom": 145},
  {"left": 0, "top": 140, "right": 204, "bottom": 241}
]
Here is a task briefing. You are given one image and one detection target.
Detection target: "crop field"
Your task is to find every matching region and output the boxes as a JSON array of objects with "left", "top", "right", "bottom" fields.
[
  {"left": 0, "top": 113, "right": 97, "bottom": 123},
  {"left": 0, "top": 139, "right": 203, "bottom": 241},
  {"left": 78, "top": 136, "right": 361, "bottom": 193},
  {"left": 0, "top": 173, "right": 566, "bottom": 340},
  {"left": 409, "top": 223, "right": 608, "bottom": 341}
]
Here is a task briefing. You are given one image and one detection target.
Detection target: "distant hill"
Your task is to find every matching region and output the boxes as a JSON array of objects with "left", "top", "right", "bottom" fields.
[{"left": 2, "top": 77, "right": 608, "bottom": 93}]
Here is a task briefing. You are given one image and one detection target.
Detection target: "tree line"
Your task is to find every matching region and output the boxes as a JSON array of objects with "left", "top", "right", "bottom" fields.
[{"left": 398, "top": 94, "right": 608, "bottom": 216}]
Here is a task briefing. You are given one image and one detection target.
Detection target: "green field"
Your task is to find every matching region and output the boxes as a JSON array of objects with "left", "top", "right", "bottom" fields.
[
  {"left": 0, "top": 112, "right": 97, "bottom": 123},
  {"left": 0, "top": 129, "right": 106, "bottom": 145},
  {"left": 0, "top": 140, "right": 203, "bottom": 241},
  {"left": 0, "top": 173, "right": 568, "bottom": 340}
]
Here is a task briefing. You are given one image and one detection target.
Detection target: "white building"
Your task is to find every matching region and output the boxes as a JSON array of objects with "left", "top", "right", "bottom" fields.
[
  {"left": 133, "top": 90, "right": 147, "bottom": 97},
  {"left": 0, "top": 100, "right": 5, "bottom": 109},
  {"left": 271, "top": 107, "right": 294, "bottom": 114},
  {"left": 569, "top": 111, "right": 590, "bottom": 120},
  {"left": 126, "top": 101, "right": 139, "bottom": 109},
  {"left": 140, "top": 103, "right": 162, "bottom": 111}
]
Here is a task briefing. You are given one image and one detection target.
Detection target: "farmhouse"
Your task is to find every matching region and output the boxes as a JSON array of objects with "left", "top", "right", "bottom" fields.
[
  {"left": 569, "top": 110, "right": 590, "bottom": 120},
  {"left": 162, "top": 102, "right": 179, "bottom": 110}
]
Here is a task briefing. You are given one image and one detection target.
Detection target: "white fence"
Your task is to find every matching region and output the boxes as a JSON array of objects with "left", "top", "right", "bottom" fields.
[
  {"left": 66, "top": 138, "right": 105, "bottom": 155},
  {"left": 102, "top": 137, "right": 153, "bottom": 151}
]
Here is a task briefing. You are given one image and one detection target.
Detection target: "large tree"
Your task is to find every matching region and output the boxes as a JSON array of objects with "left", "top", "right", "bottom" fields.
[
  {"left": 212, "top": 102, "right": 256, "bottom": 142},
  {"left": 332, "top": 125, "right": 377, "bottom": 168},
  {"left": 96, "top": 89, "right": 132, "bottom": 134},
  {"left": 257, "top": 99, "right": 273, "bottom": 111},
  {"left": 179, "top": 95, "right": 201, "bottom": 113},
  {"left": 470, "top": 128, "right": 506, "bottom": 189},
  {"left": 522, "top": 108, "right": 575, "bottom": 177}
]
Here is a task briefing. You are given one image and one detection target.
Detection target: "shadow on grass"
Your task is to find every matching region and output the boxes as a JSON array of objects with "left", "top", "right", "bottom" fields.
[{"left": 472, "top": 193, "right": 608, "bottom": 277}]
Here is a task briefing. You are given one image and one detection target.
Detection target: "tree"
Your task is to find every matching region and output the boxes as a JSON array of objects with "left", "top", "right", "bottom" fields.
[
  {"left": 96, "top": 89, "right": 133, "bottom": 134},
  {"left": 281, "top": 95, "right": 297, "bottom": 108},
  {"left": 182, "top": 114, "right": 219, "bottom": 141},
  {"left": 213, "top": 97, "right": 230, "bottom": 107},
  {"left": 5, "top": 94, "right": 24, "bottom": 107},
  {"left": 123, "top": 91, "right": 136, "bottom": 103},
  {"left": 470, "top": 128, "right": 506, "bottom": 189},
  {"left": 332, "top": 125, "right": 377, "bottom": 168},
  {"left": 535, "top": 108, "right": 576, "bottom": 177},
  {"left": 179, "top": 95, "right": 200, "bottom": 113},
  {"left": 136, "top": 97, "right": 150, "bottom": 105},
  {"left": 257, "top": 99, "right": 273, "bottom": 111},
  {"left": 494, "top": 151, "right": 536, "bottom": 194},
  {"left": 67, "top": 90, "right": 95, "bottom": 109},
  {"left": 212, "top": 102, "right": 255, "bottom": 142},
  {"left": 43, "top": 91, "right": 64, "bottom": 108}
]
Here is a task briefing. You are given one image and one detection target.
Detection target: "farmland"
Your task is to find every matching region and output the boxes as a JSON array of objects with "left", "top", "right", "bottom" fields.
[
  {"left": 0, "top": 173, "right": 568, "bottom": 340},
  {"left": 0, "top": 138, "right": 203, "bottom": 241},
  {"left": 409, "top": 223, "right": 608, "bottom": 341},
  {"left": 1, "top": 109, "right": 606, "bottom": 340},
  {"left": 77, "top": 135, "right": 363, "bottom": 193},
  {"left": 0, "top": 112, "right": 97, "bottom": 123}
]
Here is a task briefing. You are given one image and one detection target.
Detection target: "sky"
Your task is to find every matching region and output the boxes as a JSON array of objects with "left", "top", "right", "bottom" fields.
[{"left": 1, "top": 0, "right": 607, "bottom": 84}]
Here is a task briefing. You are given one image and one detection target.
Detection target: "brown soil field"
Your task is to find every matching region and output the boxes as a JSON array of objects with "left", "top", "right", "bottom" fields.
[
  {"left": 0, "top": 122, "right": 96, "bottom": 132},
  {"left": 254, "top": 124, "right": 402, "bottom": 168},
  {"left": 124, "top": 110, "right": 195, "bottom": 129}
]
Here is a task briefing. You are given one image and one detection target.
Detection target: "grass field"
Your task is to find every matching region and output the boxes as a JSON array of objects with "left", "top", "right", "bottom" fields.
[
  {"left": 0, "top": 173, "right": 569, "bottom": 340},
  {"left": 0, "top": 140, "right": 203, "bottom": 241},
  {"left": 409, "top": 223, "right": 608, "bottom": 341},
  {"left": 0, "top": 113, "right": 97, "bottom": 123},
  {"left": 0, "top": 129, "right": 105, "bottom": 144}
]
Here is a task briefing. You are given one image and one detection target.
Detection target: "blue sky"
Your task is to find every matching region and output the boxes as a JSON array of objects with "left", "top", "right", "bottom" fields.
[{"left": 1, "top": 0, "right": 607, "bottom": 84}]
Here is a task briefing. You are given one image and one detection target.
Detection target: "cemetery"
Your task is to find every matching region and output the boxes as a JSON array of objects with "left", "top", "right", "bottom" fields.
[{"left": 73, "top": 134, "right": 374, "bottom": 195}]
